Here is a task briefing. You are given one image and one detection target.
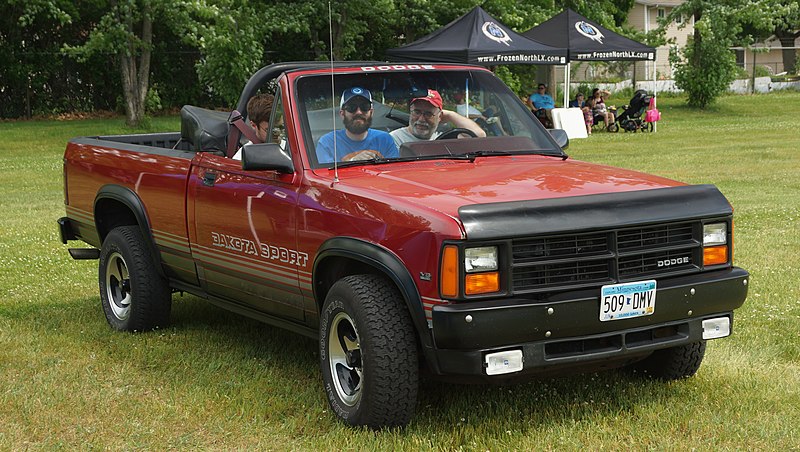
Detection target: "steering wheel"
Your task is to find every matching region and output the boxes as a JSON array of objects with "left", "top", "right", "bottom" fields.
[
  {"left": 341, "top": 149, "right": 384, "bottom": 161},
  {"left": 435, "top": 128, "right": 478, "bottom": 140}
]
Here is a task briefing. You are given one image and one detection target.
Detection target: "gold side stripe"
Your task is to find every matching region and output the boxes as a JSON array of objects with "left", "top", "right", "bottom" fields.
[
  {"left": 152, "top": 229, "right": 187, "bottom": 240},
  {"left": 197, "top": 253, "right": 300, "bottom": 289},
  {"left": 153, "top": 232, "right": 191, "bottom": 253},
  {"left": 193, "top": 247, "right": 299, "bottom": 284},
  {"left": 66, "top": 205, "right": 93, "bottom": 222},
  {"left": 193, "top": 243, "right": 305, "bottom": 275}
]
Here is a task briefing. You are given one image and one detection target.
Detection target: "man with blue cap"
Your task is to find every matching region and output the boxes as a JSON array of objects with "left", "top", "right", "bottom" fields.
[{"left": 316, "top": 87, "right": 398, "bottom": 163}]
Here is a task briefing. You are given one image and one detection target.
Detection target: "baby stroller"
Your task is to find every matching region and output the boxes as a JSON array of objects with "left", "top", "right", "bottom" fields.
[{"left": 610, "top": 89, "right": 653, "bottom": 133}]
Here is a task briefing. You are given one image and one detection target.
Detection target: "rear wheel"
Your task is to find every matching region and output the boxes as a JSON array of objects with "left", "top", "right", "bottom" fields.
[
  {"left": 99, "top": 226, "right": 171, "bottom": 331},
  {"left": 641, "top": 122, "right": 654, "bottom": 133},
  {"left": 319, "top": 274, "right": 418, "bottom": 428},
  {"left": 607, "top": 122, "right": 619, "bottom": 133},
  {"left": 631, "top": 341, "right": 706, "bottom": 380}
]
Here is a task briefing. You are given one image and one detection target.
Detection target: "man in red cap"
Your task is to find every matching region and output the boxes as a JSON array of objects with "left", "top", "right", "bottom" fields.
[{"left": 390, "top": 89, "right": 485, "bottom": 147}]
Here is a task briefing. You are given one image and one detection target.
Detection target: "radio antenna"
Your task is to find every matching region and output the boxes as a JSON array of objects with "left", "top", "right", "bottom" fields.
[{"left": 329, "top": 1, "right": 339, "bottom": 184}]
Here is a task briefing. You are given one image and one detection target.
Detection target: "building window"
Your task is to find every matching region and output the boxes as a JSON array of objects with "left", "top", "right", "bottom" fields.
[
  {"left": 676, "top": 14, "right": 683, "bottom": 24},
  {"left": 657, "top": 8, "right": 665, "bottom": 19}
]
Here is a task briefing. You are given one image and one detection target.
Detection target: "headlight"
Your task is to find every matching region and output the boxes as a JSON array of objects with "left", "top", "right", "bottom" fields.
[
  {"left": 465, "top": 246, "right": 498, "bottom": 273},
  {"left": 703, "top": 222, "right": 729, "bottom": 266},
  {"left": 703, "top": 223, "right": 727, "bottom": 246}
]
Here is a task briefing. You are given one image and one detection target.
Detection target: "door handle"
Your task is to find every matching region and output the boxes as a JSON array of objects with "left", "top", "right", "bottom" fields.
[{"left": 202, "top": 172, "right": 217, "bottom": 187}]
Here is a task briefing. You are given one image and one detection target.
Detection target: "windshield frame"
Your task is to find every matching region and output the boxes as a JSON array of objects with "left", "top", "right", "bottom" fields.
[{"left": 292, "top": 65, "right": 565, "bottom": 169}]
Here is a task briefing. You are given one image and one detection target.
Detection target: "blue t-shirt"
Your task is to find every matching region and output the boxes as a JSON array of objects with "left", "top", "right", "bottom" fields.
[
  {"left": 530, "top": 93, "right": 555, "bottom": 110},
  {"left": 316, "top": 129, "right": 399, "bottom": 164}
]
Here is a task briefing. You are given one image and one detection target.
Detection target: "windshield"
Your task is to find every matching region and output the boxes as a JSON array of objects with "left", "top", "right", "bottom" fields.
[{"left": 296, "top": 68, "right": 563, "bottom": 169}]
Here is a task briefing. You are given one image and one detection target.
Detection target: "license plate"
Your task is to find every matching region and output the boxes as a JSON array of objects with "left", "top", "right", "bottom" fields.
[{"left": 600, "top": 280, "right": 656, "bottom": 321}]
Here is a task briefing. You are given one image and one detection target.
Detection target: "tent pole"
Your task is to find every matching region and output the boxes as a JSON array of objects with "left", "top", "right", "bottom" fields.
[
  {"left": 653, "top": 60, "right": 657, "bottom": 133},
  {"left": 564, "top": 62, "right": 571, "bottom": 107}
]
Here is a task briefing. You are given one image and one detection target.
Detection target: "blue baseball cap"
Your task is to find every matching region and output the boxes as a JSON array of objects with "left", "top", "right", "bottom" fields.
[{"left": 340, "top": 87, "right": 372, "bottom": 108}]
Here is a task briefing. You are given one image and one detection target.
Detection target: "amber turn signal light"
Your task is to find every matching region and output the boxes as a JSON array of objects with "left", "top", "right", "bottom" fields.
[
  {"left": 703, "top": 245, "right": 728, "bottom": 266},
  {"left": 465, "top": 272, "right": 499, "bottom": 295},
  {"left": 441, "top": 245, "right": 459, "bottom": 297}
]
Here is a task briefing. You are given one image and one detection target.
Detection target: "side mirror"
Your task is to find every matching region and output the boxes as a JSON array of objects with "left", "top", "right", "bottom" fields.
[
  {"left": 241, "top": 143, "right": 294, "bottom": 174},
  {"left": 549, "top": 129, "right": 569, "bottom": 150}
]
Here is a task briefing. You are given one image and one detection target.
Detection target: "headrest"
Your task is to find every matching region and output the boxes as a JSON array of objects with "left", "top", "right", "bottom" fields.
[{"left": 180, "top": 105, "right": 229, "bottom": 153}]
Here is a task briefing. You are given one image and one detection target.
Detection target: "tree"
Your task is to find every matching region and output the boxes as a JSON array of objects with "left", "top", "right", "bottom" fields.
[
  {"left": 764, "top": 0, "right": 800, "bottom": 74},
  {"left": 0, "top": 0, "right": 120, "bottom": 118},
  {"left": 668, "top": 1, "right": 750, "bottom": 108},
  {"left": 64, "top": 0, "right": 161, "bottom": 126}
]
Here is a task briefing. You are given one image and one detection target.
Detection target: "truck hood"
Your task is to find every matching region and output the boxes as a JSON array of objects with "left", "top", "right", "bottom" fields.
[
  {"left": 316, "top": 155, "right": 732, "bottom": 240},
  {"left": 329, "top": 154, "right": 684, "bottom": 212}
]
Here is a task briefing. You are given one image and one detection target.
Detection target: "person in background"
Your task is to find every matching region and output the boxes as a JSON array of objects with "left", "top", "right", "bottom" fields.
[
  {"left": 588, "top": 88, "right": 615, "bottom": 130},
  {"left": 454, "top": 91, "right": 484, "bottom": 119},
  {"left": 569, "top": 92, "right": 593, "bottom": 135},
  {"left": 454, "top": 90, "right": 505, "bottom": 136},
  {"left": 233, "top": 93, "right": 274, "bottom": 160},
  {"left": 527, "top": 83, "right": 555, "bottom": 126},
  {"left": 316, "top": 87, "right": 398, "bottom": 163},
  {"left": 390, "top": 89, "right": 485, "bottom": 147}
]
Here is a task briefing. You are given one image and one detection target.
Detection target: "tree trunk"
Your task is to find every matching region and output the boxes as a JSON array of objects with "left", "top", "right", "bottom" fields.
[
  {"left": 119, "top": 4, "right": 153, "bottom": 127},
  {"left": 691, "top": 10, "right": 702, "bottom": 68},
  {"left": 777, "top": 32, "right": 798, "bottom": 74}
]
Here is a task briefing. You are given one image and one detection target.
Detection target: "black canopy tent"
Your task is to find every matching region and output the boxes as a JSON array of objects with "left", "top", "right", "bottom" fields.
[
  {"left": 522, "top": 8, "right": 656, "bottom": 106},
  {"left": 386, "top": 6, "right": 567, "bottom": 67}
]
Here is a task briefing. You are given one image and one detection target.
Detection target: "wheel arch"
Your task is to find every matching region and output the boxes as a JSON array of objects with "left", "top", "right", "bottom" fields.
[
  {"left": 94, "top": 185, "right": 166, "bottom": 278},
  {"left": 313, "top": 237, "right": 432, "bottom": 347}
]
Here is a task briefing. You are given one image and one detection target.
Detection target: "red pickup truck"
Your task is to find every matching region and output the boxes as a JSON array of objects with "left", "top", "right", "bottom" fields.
[{"left": 59, "top": 62, "right": 749, "bottom": 428}]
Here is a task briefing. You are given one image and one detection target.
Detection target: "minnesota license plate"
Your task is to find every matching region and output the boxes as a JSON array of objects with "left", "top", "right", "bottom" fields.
[{"left": 600, "top": 280, "right": 656, "bottom": 322}]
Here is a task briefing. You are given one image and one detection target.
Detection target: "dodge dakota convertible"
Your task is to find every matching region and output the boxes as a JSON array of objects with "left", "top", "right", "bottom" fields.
[{"left": 59, "top": 62, "right": 749, "bottom": 428}]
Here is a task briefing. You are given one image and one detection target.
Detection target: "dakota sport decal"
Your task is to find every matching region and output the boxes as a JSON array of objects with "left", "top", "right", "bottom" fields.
[{"left": 211, "top": 232, "right": 309, "bottom": 267}]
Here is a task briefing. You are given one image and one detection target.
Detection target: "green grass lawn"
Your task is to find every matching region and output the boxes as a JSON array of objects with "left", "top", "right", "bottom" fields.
[{"left": 1, "top": 93, "right": 799, "bottom": 449}]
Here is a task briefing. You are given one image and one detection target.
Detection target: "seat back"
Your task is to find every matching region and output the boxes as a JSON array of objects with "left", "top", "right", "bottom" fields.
[{"left": 180, "top": 105, "right": 229, "bottom": 155}]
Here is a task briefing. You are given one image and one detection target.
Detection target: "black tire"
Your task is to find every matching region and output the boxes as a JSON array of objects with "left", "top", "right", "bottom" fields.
[
  {"left": 631, "top": 341, "right": 706, "bottom": 380},
  {"left": 98, "top": 225, "right": 171, "bottom": 331},
  {"left": 319, "top": 274, "right": 418, "bottom": 428},
  {"left": 641, "top": 122, "right": 654, "bottom": 133},
  {"left": 607, "top": 122, "right": 619, "bottom": 133}
]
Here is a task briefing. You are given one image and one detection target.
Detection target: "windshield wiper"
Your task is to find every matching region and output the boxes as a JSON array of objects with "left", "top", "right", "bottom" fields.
[
  {"left": 332, "top": 149, "right": 548, "bottom": 168},
  {"left": 334, "top": 156, "right": 395, "bottom": 168},
  {"left": 462, "top": 150, "right": 514, "bottom": 161}
]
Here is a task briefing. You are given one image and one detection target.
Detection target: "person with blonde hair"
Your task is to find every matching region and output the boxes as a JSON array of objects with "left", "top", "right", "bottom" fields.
[{"left": 589, "top": 88, "right": 615, "bottom": 130}]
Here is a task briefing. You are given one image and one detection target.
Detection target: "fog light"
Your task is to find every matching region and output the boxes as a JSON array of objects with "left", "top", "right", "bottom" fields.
[
  {"left": 702, "top": 317, "right": 731, "bottom": 340},
  {"left": 484, "top": 350, "right": 523, "bottom": 375}
]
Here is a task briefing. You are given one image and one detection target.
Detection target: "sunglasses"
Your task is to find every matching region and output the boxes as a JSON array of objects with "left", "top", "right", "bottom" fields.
[{"left": 343, "top": 101, "right": 372, "bottom": 113}]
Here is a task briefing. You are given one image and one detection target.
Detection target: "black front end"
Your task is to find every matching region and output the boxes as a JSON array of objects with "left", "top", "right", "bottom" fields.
[{"left": 424, "top": 185, "right": 749, "bottom": 380}]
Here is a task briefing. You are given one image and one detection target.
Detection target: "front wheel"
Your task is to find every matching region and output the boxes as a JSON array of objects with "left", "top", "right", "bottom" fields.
[
  {"left": 319, "top": 274, "right": 418, "bottom": 428},
  {"left": 99, "top": 226, "right": 171, "bottom": 331},
  {"left": 630, "top": 341, "right": 706, "bottom": 380}
]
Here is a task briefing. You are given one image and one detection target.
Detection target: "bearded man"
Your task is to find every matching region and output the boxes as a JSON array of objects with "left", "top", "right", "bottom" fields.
[{"left": 316, "top": 87, "right": 398, "bottom": 163}]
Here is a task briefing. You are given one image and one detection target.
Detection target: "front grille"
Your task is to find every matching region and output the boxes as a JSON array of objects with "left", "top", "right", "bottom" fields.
[{"left": 511, "top": 221, "right": 702, "bottom": 294}]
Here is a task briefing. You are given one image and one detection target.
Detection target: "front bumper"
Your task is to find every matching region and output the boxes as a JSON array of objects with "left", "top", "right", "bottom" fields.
[{"left": 426, "top": 267, "right": 748, "bottom": 379}]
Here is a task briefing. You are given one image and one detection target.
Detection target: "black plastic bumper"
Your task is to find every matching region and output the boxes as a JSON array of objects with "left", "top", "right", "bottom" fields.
[{"left": 426, "top": 267, "right": 749, "bottom": 379}]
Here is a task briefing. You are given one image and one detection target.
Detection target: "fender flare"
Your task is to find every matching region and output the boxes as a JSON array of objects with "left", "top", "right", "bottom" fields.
[
  {"left": 94, "top": 185, "right": 166, "bottom": 278},
  {"left": 313, "top": 237, "right": 432, "bottom": 347}
]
